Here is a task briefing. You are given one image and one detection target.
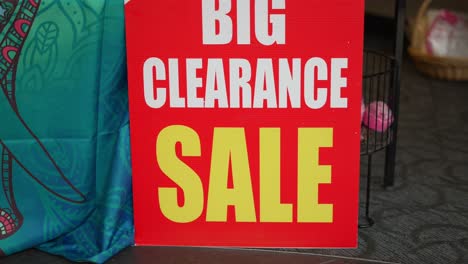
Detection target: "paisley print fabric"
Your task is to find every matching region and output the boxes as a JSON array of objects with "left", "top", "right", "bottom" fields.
[{"left": 0, "top": 1, "right": 133, "bottom": 263}]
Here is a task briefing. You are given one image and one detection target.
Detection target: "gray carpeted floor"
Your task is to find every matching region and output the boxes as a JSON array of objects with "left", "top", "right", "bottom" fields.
[
  {"left": 293, "top": 15, "right": 468, "bottom": 264},
  {"left": 2, "top": 15, "right": 468, "bottom": 264},
  {"left": 298, "top": 58, "right": 468, "bottom": 264}
]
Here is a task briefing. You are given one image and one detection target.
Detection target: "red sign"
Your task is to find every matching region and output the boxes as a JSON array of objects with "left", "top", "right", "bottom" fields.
[{"left": 125, "top": 0, "right": 364, "bottom": 247}]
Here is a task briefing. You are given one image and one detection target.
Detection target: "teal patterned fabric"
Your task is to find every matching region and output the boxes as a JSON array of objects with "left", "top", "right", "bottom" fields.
[{"left": 0, "top": 0, "right": 133, "bottom": 263}]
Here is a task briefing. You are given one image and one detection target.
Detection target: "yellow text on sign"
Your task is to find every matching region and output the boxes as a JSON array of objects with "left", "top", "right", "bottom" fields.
[{"left": 156, "top": 126, "right": 333, "bottom": 223}]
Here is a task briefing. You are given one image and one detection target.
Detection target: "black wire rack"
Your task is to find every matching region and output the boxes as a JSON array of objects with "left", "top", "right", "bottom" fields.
[
  {"left": 361, "top": 50, "right": 395, "bottom": 156},
  {"left": 359, "top": 0, "right": 406, "bottom": 229},
  {"left": 359, "top": 50, "right": 397, "bottom": 228}
]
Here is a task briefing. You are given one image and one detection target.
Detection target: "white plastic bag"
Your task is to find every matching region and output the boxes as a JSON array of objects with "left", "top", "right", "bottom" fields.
[{"left": 426, "top": 9, "right": 468, "bottom": 58}]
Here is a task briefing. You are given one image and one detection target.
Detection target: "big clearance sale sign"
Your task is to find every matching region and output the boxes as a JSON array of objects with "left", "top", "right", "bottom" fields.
[{"left": 125, "top": 0, "right": 364, "bottom": 247}]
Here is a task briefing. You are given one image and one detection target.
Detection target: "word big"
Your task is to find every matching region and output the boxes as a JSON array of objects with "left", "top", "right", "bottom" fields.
[{"left": 202, "top": 0, "right": 286, "bottom": 45}]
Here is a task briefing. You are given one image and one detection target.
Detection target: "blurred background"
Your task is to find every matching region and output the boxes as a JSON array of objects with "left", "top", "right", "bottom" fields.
[
  {"left": 366, "top": 0, "right": 468, "bottom": 18},
  {"left": 2, "top": 1, "right": 468, "bottom": 263}
]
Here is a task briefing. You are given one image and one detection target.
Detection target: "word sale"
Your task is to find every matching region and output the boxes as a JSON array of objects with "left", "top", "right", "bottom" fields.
[{"left": 156, "top": 126, "right": 334, "bottom": 224}]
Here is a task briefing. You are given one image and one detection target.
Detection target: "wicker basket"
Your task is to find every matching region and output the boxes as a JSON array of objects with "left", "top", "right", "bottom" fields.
[{"left": 408, "top": 0, "right": 468, "bottom": 81}]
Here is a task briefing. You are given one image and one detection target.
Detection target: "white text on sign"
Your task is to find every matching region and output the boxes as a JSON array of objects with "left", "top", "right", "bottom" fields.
[
  {"left": 202, "top": 0, "right": 286, "bottom": 45},
  {"left": 142, "top": 0, "right": 349, "bottom": 110},
  {"left": 143, "top": 58, "right": 348, "bottom": 109}
]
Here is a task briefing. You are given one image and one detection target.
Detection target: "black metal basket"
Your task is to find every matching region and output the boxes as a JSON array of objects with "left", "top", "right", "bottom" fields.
[
  {"left": 359, "top": 50, "right": 398, "bottom": 228},
  {"left": 361, "top": 50, "right": 396, "bottom": 156},
  {"left": 358, "top": 0, "right": 406, "bottom": 229}
]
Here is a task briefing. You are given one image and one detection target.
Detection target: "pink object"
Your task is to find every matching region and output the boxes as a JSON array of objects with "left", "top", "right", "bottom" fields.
[
  {"left": 360, "top": 99, "right": 366, "bottom": 141},
  {"left": 2, "top": 46, "right": 18, "bottom": 64},
  {"left": 0, "top": 209, "right": 17, "bottom": 238},
  {"left": 361, "top": 99, "right": 365, "bottom": 123},
  {"left": 363, "top": 101, "right": 394, "bottom": 132},
  {"left": 14, "top": 19, "right": 31, "bottom": 37}
]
